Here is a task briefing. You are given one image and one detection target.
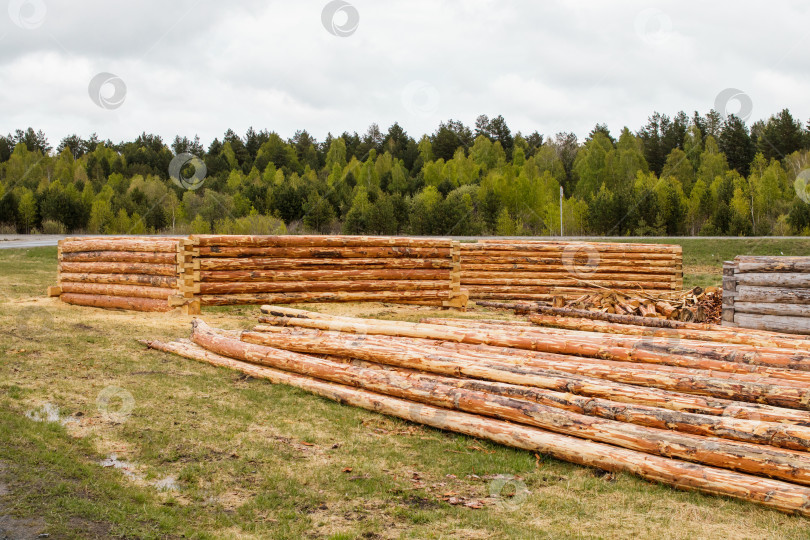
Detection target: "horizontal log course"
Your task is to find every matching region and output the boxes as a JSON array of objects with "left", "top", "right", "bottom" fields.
[
  {"left": 462, "top": 243, "right": 681, "bottom": 255},
  {"left": 60, "top": 293, "right": 172, "bottom": 312},
  {"left": 735, "top": 286, "right": 810, "bottom": 305},
  {"left": 461, "top": 277, "right": 674, "bottom": 288},
  {"left": 734, "top": 302, "right": 810, "bottom": 317},
  {"left": 200, "top": 290, "right": 454, "bottom": 306},
  {"left": 143, "top": 337, "right": 810, "bottom": 517},
  {"left": 60, "top": 282, "right": 176, "bottom": 300},
  {"left": 475, "top": 240, "right": 682, "bottom": 252},
  {"left": 250, "top": 324, "right": 810, "bottom": 426},
  {"left": 460, "top": 253, "right": 680, "bottom": 264},
  {"left": 459, "top": 271, "right": 678, "bottom": 282},
  {"left": 198, "top": 257, "right": 454, "bottom": 271},
  {"left": 59, "top": 272, "right": 178, "bottom": 288},
  {"left": 59, "top": 261, "right": 177, "bottom": 276},
  {"left": 735, "top": 256, "right": 810, "bottom": 273},
  {"left": 198, "top": 246, "right": 452, "bottom": 259},
  {"left": 194, "top": 235, "right": 452, "bottom": 248},
  {"left": 191, "top": 322, "right": 810, "bottom": 485},
  {"left": 199, "top": 269, "right": 451, "bottom": 283},
  {"left": 461, "top": 262, "right": 680, "bottom": 274},
  {"left": 199, "top": 280, "right": 452, "bottom": 295},
  {"left": 733, "top": 314, "right": 810, "bottom": 336},
  {"left": 60, "top": 238, "right": 181, "bottom": 253},
  {"left": 736, "top": 273, "right": 810, "bottom": 288},
  {"left": 463, "top": 285, "right": 675, "bottom": 295},
  {"left": 60, "top": 250, "right": 178, "bottom": 264}
]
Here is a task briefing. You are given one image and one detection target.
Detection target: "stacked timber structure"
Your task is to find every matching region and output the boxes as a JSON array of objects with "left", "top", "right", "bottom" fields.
[
  {"left": 50, "top": 235, "right": 467, "bottom": 311},
  {"left": 723, "top": 256, "right": 810, "bottom": 335},
  {"left": 459, "top": 240, "right": 683, "bottom": 302}
]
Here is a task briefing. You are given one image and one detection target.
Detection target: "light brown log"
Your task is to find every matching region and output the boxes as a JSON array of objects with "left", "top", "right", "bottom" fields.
[
  {"left": 198, "top": 280, "right": 451, "bottom": 295},
  {"left": 250, "top": 324, "right": 810, "bottom": 426},
  {"left": 464, "top": 285, "right": 673, "bottom": 294},
  {"left": 734, "top": 302, "right": 810, "bottom": 318},
  {"left": 461, "top": 277, "right": 672, "bottom": 288},
  {"left": 60, "top": 293, "right": 172, "bottom": 312},
  {"left": 200, "top": 290, "right": 453, "bottom": 306},
  {"left": 200, "top": 269, "right": 450, "bottom": 282},
  {"left": 191, "top": 321, "right": 810, "bottom": 485},
  {"left": 735, "top": 256, "right": 810, "bottom": 273},
  {"left": 194, "top": 235, "right": 452, "bottom": 248},
  {"left": 60, "top": 238, "right": 180, "bottom": 253},
  {"left": 258, "top": 307, "right": 810, "bottom": 409},
  {"left": 142, "top": 337, "right": 810, "bottom": 517},
  {"left": 60, "top": 282, "right": 175, "bottom": 300},
  {"left": 735, "top": 285, "right": 810, "bottom": 305},
  {"left": 474, "top": 240, "right": 682, "bottom": 253},
  {"left": 460, "top": 271, "right": 678, "bottom": 281},
  {"left": 59, "top": 261, "right": 177, "bottom": 276},
  {"left": 736, "top": 273, "right": 810, "bottom": 288},
  {"left": 734, "top": 313, "right": 810, "bottom": 336},
  {"left": 462, "top": 261, "right": 679, "bottom": 272},
  {"left": 59, "top": 272, "right": 178, "bottom": 288},
  {"left": 199, "top": 257, "right": 454, "bottom": 271},
  {"left": 60, "top": 250, "right": 179, "bottom": 264},
  {"left": 199, "top": 246, "right": 452, "bottom": 259}
]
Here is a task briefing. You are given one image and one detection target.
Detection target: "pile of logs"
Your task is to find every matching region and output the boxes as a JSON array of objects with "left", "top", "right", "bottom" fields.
[
  {"left": 143, "top": 305, "right": 810, "bottom": 516},
  {"left": 543, "top": 286, "right": 721, "bottom": 323},
  {"left": 48, "top": 236, "right": 198, "bottom": 313},
  {"left": 724, "top": 256, "right": 810, "bottom": 334},
  {"left": 193, "top": 235, "right": 467, "bottom": 308},
  {"left": 459, "top": 240, "right": 683, "bottom": 302}
]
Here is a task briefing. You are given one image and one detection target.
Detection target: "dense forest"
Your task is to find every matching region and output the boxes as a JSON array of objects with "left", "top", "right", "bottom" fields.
[{"left": 2, "top": 109, "right": 810, "bottom": 237}]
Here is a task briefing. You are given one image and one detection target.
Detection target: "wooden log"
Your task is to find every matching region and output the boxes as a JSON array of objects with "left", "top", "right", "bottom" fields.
[
  {"left": 734, "top": 302, "right": 810, "bottom": 318},
  {"left": 258, "top": 308, "right": 810, "bottom": 409},
  {"left": 462, "top": 261, "right": 680, "bottom": 272},
  {"left": 737, "top": 273, "right": 810, "bottom": 288},
  {"left": 199, "top": 246, "right": 453, "bottom": 259},
  {"left": 461, "top": 243, "right": 681, "bottom": 255},
  {"left": 60, "top": 282, "right": 175, "bottom": 300},
  {"left": 460, "top": 254, "right": 679, "bottom": 264},
  {"left": 58, "top": 272, "right": 178, "bottom": 288},
  {"left": 200, "top": 290, "right": 453, "bottom": 306},
  {"left": 474, "top": 240, "right": 681, "bottom": 253},
  {"left": 460, "top": 271, "right": 678, "bottom": 281},
  {"left": 194, "top": 235, "right": 452, "bottom": 248},
  {"left": 244, "top": 331, "right": 810, "bottom": 451},
  {"left": 199, "top": 269, "right": 450, "bottom": 282},
  {"left": 461, "top": 277, "right": 673, "bottom": 288},
  {"left": 734, "top": 313, "right": 810, "bottom": 336},
  {"left": 191, "top": 321, "right": 810, "bottom": 485},
  {"left": 60, "top": 293, "right": 172, "bottom": 312},
  {"left": 59, "top": 261, "right": 177, "bottom": 276},
  {"left": 60, "top": 250, "right": 178, "bottom": 264},
  {"left": 250, "top": 325, "right": 810, "bottom": 426},
  {"left": 199, "top": 257, "right": 454, "bottom": 271},
  {"left": 60, "top": 238, "right": 180, "bottom": 253},
  {"left": 142, "top": 337, "right": 810, "bottom": 517},
  {"left": 198, "top": 280, "right": 451, "bottom": 295},
  {"left": 735, "top": 256, "right": 810, "bottom": 273},
  {"left": 735, "top": 285, "right": 810, "bottom": 305}
]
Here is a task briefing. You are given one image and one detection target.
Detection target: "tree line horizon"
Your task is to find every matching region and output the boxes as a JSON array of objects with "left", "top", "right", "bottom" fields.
[{"left": 2, "top": 108, "right": 810, "bottom": 237}]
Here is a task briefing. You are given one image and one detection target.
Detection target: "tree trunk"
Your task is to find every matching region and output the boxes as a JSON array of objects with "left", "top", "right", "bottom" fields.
[
  {"left": 60, "top": 282, "right": 175, "bottom": 299},
  {"left": 60, "top": 293, "right": 172, "bottom": 312},
  {"left": 59, "top": 272, "right": 177, "bottom": 288}
]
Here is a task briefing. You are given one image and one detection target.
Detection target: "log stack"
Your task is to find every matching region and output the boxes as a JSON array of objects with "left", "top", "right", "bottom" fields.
[
  {"left": 723, "top": 256, "right": 810, "bottom": 334},
  {"left": 142, "top": 306, "right": 810, "bottom": 516},
  {"left": 49, "top": 236, "right": 200, "bottom": 313},
  {"left": 192, "top": 235, "right": 468, "bottom": 308},
  {"left": 459, "top": 240, "right": 683, "bottom": 302}
]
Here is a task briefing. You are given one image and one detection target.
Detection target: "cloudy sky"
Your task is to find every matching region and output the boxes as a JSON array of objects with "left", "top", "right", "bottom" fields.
[{"left": 1, "top": 0, "right": 808, "bottom": 147}]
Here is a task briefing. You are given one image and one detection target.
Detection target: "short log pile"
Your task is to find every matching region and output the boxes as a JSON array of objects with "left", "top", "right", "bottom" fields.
[
  {"left": 49, "top": 236, "right": 197, "bottom": 313},
  {"left": 724, "top": 256, "right": 810, "bottom": 335},
  {"left": 143, "top": 305, "right": 810, "bottom": 516},
  {"left": 193, "top": 235, "right": 468, "bottom": 308},
  {"left": 459, "top": 240, "right": 683, "bottom": 302}
]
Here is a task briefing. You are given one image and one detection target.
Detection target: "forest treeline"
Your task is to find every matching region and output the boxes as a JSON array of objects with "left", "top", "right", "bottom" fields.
[{"left": 3, "top": 109, "right": 810, "bottom": 237}]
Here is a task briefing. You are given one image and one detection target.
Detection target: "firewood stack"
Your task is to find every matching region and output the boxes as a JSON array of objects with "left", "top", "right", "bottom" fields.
[
  {"left": 144, "top": 306, "right": 810, "bottom": 516},
  {"left": 50, "top": 237, "right": 189, "bottom": 312},
  {"left": 193, "top": 235, "right": 468, "bottom": 308},
  {"left": 459, "top": 240, "right": 683, "bottom": 302},
  {"left": 550, "top": 286, "right": 722, "bottom": 324}
]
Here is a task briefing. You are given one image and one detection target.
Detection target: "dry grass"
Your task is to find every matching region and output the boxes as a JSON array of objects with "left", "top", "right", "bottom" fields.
[{"left": 0, "top": 246, "right": 807, "bottom": 538}]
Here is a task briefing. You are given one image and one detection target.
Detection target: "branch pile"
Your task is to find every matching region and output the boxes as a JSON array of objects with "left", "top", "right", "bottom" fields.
[{"left": 143, "top": 305, "right": 810, "bottom": 516}]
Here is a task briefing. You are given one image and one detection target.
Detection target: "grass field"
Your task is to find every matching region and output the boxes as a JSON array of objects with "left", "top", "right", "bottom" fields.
[{"left": 1, "top": 240, "right": 809, "bottom": 539}]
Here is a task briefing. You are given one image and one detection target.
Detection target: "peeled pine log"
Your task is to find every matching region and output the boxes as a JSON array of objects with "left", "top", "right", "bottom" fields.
[
  {"left": 735, "top": 285, "right": 810, "bottom": 305},
  {"left": 464, "top": 285, "right": 674, "bottom": 295},
  {"left": 199, "top": 280, "right": 451, "bottom": 295},
  {"left": 737, "top": 273, "right": 810, "bottom": 288},
  {"left": 60, "top": 238, "right": 180, "bottom": 253},
  {"left": 59, "top": 261, "right": 177, "bottom": 276},
  {"left": 250, "top": 325, "right": 810, "bottom": 425},
  {"left": 201, "top": 290, "right": 453, "bottom": 306},
  {"left": 141, "top": 337, "right": 810, "bottom": 517},
  {"left": 243, "top": 330, "right": 810, "bottom": 451},
  {"left": 474, "top": 240, "right": 681, "bottom": 253},
  {"left": 258, "top": 307, "right": 810, "bottom": 409},
  {"left": 60, "top": 282, "right": 175, "bottom": 300},
  {"left": 733, "top": 313, "right": 810, "bottom": 336},
  {"left": 59, "top": 272, "right": 177, "bottom": 288},
  {"left": 194, "top": 235, "right": 451, "bottom": 248},
  {"left": 461, "top": 277, "right": 672, "bottom": 289},
  {"left": 61, "top": 293, "right": 172, "bottom": 312},
  {"left": 192, "top": 321, "right": 810, "bottom": 485},
  {"left": 461, "top": 271, "right": 677, "bottom": 282},
  {"left": 462, "top": 261, "right": 680, "bottom": 272},
  {"left": 734, "top": 302, "right": 810, "bottom": 318},
  {"left": 736, "top": 256, "right": 810, "bottom": 273},
  {"left": 199, "top": 257, "right": 453, "bottom": 271},
  {"left": 199, "top": 246, "right": 452, "bottom": 259},
  {"left": 526, "top": 313, "right": 810, "bottom": 351},
  {"left": 60, "top": 251, "right": 178, "bottom": 264},
  {"left": 200, "top": 269, "right": 450, "bottom": 283}
]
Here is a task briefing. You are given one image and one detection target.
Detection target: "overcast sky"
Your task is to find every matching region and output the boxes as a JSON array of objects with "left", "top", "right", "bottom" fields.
[{"left": 1, "top": 0, "right": 808, "bottom": 148}]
